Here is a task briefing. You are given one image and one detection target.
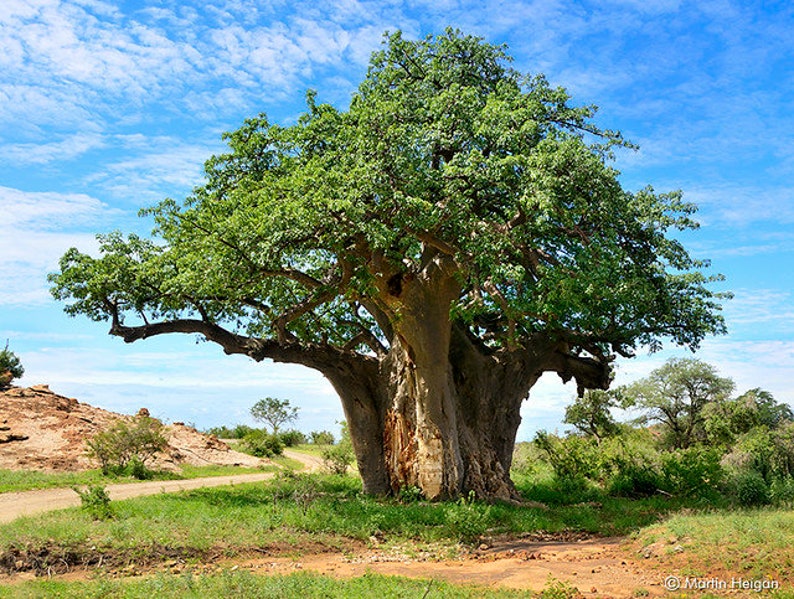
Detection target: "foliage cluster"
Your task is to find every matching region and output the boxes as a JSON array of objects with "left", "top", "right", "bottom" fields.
[
  {"left": 240, "top": 429, "right": 284, "bottom": 457},
  {"left": 85, "top": 414, "right": 168, "bottom": 478},
  {"left": 72, "top": 484, "right": 113, "bottom": 520},
  {"left": 525, "top": 358, "right": 794, "bottom": 507},
  {"left": 0, "top": 341, "right": 24, "bottom": 389},
  {"left": 321, "top": 421, "right": 354, "bottom": 475},
  {"left": 204, "top": 423, "right": 256, "bottom": 439},
  {"left": 310, "top": 430, "right": 336, "bottom": 445}
]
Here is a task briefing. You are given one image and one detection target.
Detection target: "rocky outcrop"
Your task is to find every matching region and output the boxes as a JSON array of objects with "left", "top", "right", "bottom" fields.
[{"left": 0, "top": 385, "right": 265, "bottom": 472}]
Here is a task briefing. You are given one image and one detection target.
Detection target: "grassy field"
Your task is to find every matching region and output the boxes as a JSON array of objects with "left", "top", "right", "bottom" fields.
[
  {"left": 0, "top": 570, "right": 534, "bottom": 598},
  {"left": 634, "top": 508, "right": 794, "bottom": 582},
  {"left": 1, "top": 452, "right": 793, "bottom": 597},
  {"left": 0, "top": 464, "right": 279, "bottom": 494}
]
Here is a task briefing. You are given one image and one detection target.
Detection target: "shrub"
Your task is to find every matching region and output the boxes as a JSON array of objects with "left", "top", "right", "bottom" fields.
[
  {"left": 533, "top": 431, "right": 602, "bottom": 482},
  {"left": 0, "top": 341, "right": 24, "bottom": 390},
  {"left": 770, "top": 477, "right": 794, "bottom": 505},
  {"left": 86, "top": 414, "right": 168, "bottom": 475},
  {"left": 660, "top": 446, "right": 724, "bottom": 497},
  {"left": 322, "top": 443, "right": 354, "bottom": 475},
  {"left": 73, "top": 484, "right": 113, "bottom": 520},
  {"left": 204, "top": 424, "right": 255, "bottom": 439},
  {"left": 735, "top": 470, "right": 771, "bottom": 507},
  {"left": 608, "top": 463, "right": 662, "bottom": 498},
  {"left": 242, "top": 429, "right": 284, "bottom": 457},
  {"left": 310, "top": 430, "right": 335, "bottom": 445},
  {"left": 322, "top": 421, "right": 354, "bottom": 475},
  {"left": 279, "top": 429, "right": 307, "bottom": 447}
]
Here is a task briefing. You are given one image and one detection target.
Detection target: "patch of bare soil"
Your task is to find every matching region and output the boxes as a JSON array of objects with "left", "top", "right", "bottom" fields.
[
  {"left": 0, "top": 536, "right": 671, "bottom": 597},
  {"left": 0, "top": 385, "right": 264, "bottom": 472}
]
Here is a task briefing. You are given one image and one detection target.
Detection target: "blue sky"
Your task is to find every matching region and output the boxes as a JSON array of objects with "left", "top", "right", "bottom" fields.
[{"left": 1, "top": 0, "right": 792, "bottom": 439}]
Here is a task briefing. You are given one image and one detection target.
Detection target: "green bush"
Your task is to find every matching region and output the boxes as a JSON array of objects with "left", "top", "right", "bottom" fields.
[
  {"left": 660, "top": 446, "right": 724, "bottom": 497},
  {"left": 0, "top": 340, "right": 24, "bottom": 389},
  {"left": 608, "top": 463, "right": 662, "bottom": 498},
  {"left": 321, "top": 421, "right": 354, "bottom": 474},
  {"left": 322, "top": 443, "right": 354, "bottom": 475},
  {"left": 770, "top": 477, "right": 794, "bottom": 504},
  {"left": 735, "top": 470, "right": 771, "bottom": 506},
  {"left": 72, "top": 484, "right": 113, "bottom": 520},
  {"left": 86, "top": 414, "right": 168, "bottom": 475},
  {"left": 242, "top": 429, "right": 284, "bottom": 457},
  {"left": 533, "top": 431, "right": 602, "bottom": 482},
  {"left": 204, "top": 424, "right": 256, "bottom": 439},
  {"left": 310, "top": 430, "right": 335, "bottom": 445},
  {"left": 279, "top": 429, "right": 307, "bottom": 447}
]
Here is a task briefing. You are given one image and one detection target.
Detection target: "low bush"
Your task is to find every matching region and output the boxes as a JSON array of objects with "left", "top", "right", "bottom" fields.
[
  {"left": 310, "top": 430, "right": 335, "bottom": 445},
  {"left": 279, "top": 429, "right": 307, "bottom": 447},
  {"left": 734, "top": 470, "right": 771, "bottom": 507},
  {"left": 86, "top": 414, "right": 167, "bottom": 476},
  {"left": 242, "top": 430, "right": 284, "bottom": 457},
  {"left": 322, "top": 443, "right": 354, "bottom": 475},
  {"left": 659, "top": 446, "right": 724, "bottom": 498},
  {"left": 72, "top": 484, "right": 113, "bottom": 520}
]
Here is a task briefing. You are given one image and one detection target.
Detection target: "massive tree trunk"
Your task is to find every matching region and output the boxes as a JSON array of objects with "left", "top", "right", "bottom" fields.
[
  {"left": 324, "top": 321, "right": 559, "bottom": 501},
  {"left": 319, "top": 257, "right": 574, "bottom": 501}
]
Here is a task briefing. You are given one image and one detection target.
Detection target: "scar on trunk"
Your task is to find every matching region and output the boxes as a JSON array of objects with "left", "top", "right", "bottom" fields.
[{"left": 383, "top": 410, "right": 417, "bottom": 493}]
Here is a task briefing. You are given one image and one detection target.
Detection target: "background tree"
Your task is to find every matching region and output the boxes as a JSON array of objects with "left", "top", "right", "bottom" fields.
[
  {"left": 0, "top": 341, "right": 24, "bottom": 390},
  {"left": 622, "top": 358, "right": 734, "bottom": 449},
  {"left": 564, "top": 390, "right": 623, "bottom": 441},
  {"left": 49, "top": 30, "right": 727, "bottom": 500},
  {"left": 250, "top": 397, "right": 299, "bottom": 434}
]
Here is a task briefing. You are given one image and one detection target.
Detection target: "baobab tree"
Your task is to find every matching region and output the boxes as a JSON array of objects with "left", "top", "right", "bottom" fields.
[{"left": 50, "top": 30, "right": 727, "bottom": 500}]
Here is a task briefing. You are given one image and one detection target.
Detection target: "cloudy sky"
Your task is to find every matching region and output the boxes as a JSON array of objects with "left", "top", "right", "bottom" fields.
[{"left": 2, "top": 0, "right": 792, "bottom": 438}]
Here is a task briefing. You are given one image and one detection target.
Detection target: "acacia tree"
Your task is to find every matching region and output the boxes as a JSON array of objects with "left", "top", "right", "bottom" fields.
[
  {"left": 622, "top": 358, "right": 734, "bottom": 449},
  {"left": 49, "top": 30, "right": 726, "bottom": 500},
  {"left": 251, "top": 397, "right": 298, "bottom": 434}
]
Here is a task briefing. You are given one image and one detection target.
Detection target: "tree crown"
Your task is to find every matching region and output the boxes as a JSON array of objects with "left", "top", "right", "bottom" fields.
[
  {"left": 49, "top": 29, "right": 728, "bottom": 379},
  {"left": 250, "top": 397, "right": 298, "bottom": 434}
]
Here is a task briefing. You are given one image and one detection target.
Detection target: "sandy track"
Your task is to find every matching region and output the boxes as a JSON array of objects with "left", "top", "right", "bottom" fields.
[{"left": 0, "top": 449, "right": 321, "bottom": 524}]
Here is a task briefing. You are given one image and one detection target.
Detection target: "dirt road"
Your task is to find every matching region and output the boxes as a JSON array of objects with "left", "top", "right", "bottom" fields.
[{"left": 0, "top": 449, "right": 321, "bottom": 524}]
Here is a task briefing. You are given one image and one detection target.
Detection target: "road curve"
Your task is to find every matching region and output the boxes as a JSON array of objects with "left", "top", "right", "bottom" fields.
[{"left": 0, "top": 449, "right": 322, "bottom": 524}]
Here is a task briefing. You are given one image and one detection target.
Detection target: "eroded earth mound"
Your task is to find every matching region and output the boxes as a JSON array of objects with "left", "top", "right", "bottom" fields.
[{"left": 0, "top": 385, "right": 264, "bottom": 472}]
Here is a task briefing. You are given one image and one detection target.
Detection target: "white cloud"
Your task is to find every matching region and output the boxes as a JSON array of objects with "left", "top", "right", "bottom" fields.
[
  {"left": 0, "top": 186, "right": 111, "bottom": 229},
  {"left": 0, "top": 186, "right": 122, "bottom": 306},
  {"left": 0, "top": 132, "right": 104, "bottom": 165}
]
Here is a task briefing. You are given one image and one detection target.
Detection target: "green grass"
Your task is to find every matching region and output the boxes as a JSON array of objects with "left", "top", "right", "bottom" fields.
[
  {"left": 0, "top": 471, "right": 712, "bottom": 577},
  {"left": 290, "top": 443, "right": 333, "bottom": 456},
  {"left": 0, "top": 464, "right": 273, "bottom": 494},
  {"left": 0, "top": 570, "right": 529, "bottom": 598},
  {"left": 635, "top": 507, "right": 794, "bottom": 581},
  {"left": 0, "top": 470, "right": 791, "bottom": 597}
]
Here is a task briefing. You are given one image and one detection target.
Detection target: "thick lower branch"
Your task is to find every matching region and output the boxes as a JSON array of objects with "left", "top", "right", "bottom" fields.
[
  {"left": 545, "top": 348, "right": 611, "bottom": 395},
  {"left": 109, "top": 317, "right": 377, "bottom": 374}
]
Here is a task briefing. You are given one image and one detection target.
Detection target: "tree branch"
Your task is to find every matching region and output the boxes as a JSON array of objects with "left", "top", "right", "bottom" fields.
[{"left": 544, "top": 348, "right": 611, "bottom": 396}]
